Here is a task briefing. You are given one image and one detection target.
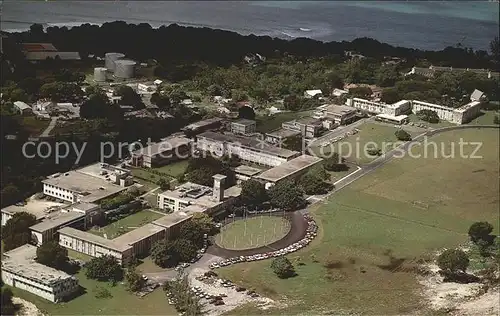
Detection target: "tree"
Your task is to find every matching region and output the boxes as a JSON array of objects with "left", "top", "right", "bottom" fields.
[
  {"left": 1, "top": 286, "right": 15, "bottom": 316},
  {"left": 85, "top": 255, "right": 123, "bottom": 282},
  {"left": 151, "top": 239, "right": 179, "bottom": 268},
  {"left": 283, "top": 134, "right": 303, "bottom": 152},
  {"left": 39, "top": 82, "right": 83, "bottom": 102},
  {"left": 2, "top": 212, "right": 37, "bottom": 251},
  {"left": 36, "top": 241, "right": 69, "bottom": 270},
  {"left": 380, "top": 87, "right": 401, "bottom": 104},
  {"left": 240, "top": 179, "right": 269, "bottom": 210},
  {"left": 468, "top": 221, "right": 494, "bottom": 244},
  {"left": 191, "top": 212, "right": 217, "bottom": 236},
  {"left": 185, "top": 157, "right": 236, "bottom": 187},
  {"left": 125, "top": 267, "right": 145, "bottom": 292},
  {"left": 172, "top": 238, "right": 198, "bottom": 262},
  {"left": 207, "top": 84, "right": 223, "bottom": 96},
  {"left": 114, "top": 85, "right": 143, "bottom": 109},
  {"left": 164, "top": 271, "right": 202, "bottom": 315},
  {"left": 268, "top": 180, "right": 306, "bottom": 211},
  {"left": 366, "top": 147, "right": 382, "bottom": 157},
  {"left": 437, "top": 249, "right": 469, "bottom": 275},
  {"left": 150, "top": 92, "right": 171, "bottom": 110},
  {"left": 416, "top": 109, "right": 439, "bottom": 123},
  {"left": 395, "top": 129, "right": 412, "bottom": 141},
  {"left": 376, "top": 66, "right": 399, "bottom": 87},
  {"left": 179, "top": 221, "right": 205, "bottom": 248},
  {"left": 231, "top": 89, "right": 248, "bottom": 102},
  {"left": 157, "top": 178, "right": 170, "bottom": 190},
  {"left": 349, "top": 86, "right": 372, "bottom": 98},
  {"left": 323, "top": 153, "right": 348, "bottom": 172},
  {"left": 490, "top": 36, "right": 499, "bottom": 63},
  {"left": 283, "top": 95, "right": 301, "bottom": 111},
  {"left": 299, "top": 171, "right": 330, "bottom": 195},
  {"left": 238, "top": 106, "right": 255, "bottom": 120},
  {"left": 270, "top": 257, "right": 296, "bottom": 278}
]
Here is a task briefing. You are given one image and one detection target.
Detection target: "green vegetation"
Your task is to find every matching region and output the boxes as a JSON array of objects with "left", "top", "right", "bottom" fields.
[
  {"left": 215, "top": 216, "right": 291, "bottom": 250},
  {"left": 256, "top": 111, "right": 313, "bottom": 133},
  {"left": 88, "top": 210, "right": 164, "bottom": 239},
  {"left": 416, "top": 109, "right": 440, "bottom": 123},
  {"left": 395, "top": 129, "right": 412, "bottom": 141},
  {"left": 7, "top": 269, "right": 177, "bottom": 315},
  {"left": 164, "top": 272, "right": 203, "bottom": 315},
  {"left": 36, "top": 241, "right": 69, "bottom": 270},
  {"left": 152, "top": 160, "right": 189, "bottom": 177},
  {"left": 217, "top": 128, "right": 499, "bottom": 314},
  {"left": 2, "top": 212, "right": 37, "bottom": 251},
  {"left": 85, "top": 255, "right": 123, "bottom": 283},
  {"left": 270, "top": 257, "right": 296, "bottom": 279},
  {"left": 437, "top": 249, "right": 469, "bottom": 274}
]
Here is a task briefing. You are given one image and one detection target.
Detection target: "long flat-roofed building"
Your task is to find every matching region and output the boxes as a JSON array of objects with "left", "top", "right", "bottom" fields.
[
  {"left": 131, "top": 136, "right": 192, "bottom": 168},
  {"left": 1, "top": 199, "right": 65, "bottom": 226},
  {"left": 264, "top": 128, "right": 301, "bottom": 146},
  {"left": 1, "top": 244, "right": 79, "bottom": 302},
  {"left": 58, "top": 227, "right": 133, "bottom": 264},
  {"left": 411, "top": 100, "right": 482, "bottom": 124},
  {"left": 313, "top": 104, "right": 358, "bottom": 127},
  {"left": 30, "top": 211, "right": 86, "bottom": 246},
  {"left": 282, "top": 117, "right": 322, "bottom": 138},
  {"left": 196, "top": 131, "right": 300, "bottom": 167},
  {"left": 254, "top": 155, "right": 323, "bottom": 187},
  {"left": 153, "top": 204, "right": 207, "bottom": 239},
  {"left": 112, "top": 223, "right": 166, "bottom": 258},
  {"left": 42, "top": 163, "right": 133, "bottom": 204},
  {"left": 347, "top": 98, "right": 411, "bottom": 116},
  {"left": 182, "top": 117, "right": 224, "bottom": 135},
  {"left": 230, "top": 119, "right": 256, "bottom": 135}
]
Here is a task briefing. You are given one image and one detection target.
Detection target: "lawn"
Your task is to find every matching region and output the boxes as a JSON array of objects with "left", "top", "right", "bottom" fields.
[
  {"left": 215, "top": 216, "right": 291, "bottom": 250},
  {"left": 218, "top": 128, "right": 499, "bottom": 315},
  {"left": 468, "top": 110, "right": 498, "bottom": 125},
  {"left": 88, "top": 210, "right": 165, "bottom": 239},
  {"left": 407, "top": 113, "right": 455, "bottom": 128},
  {"left": 311, "top": 122, "right": 419, "bottom": 165},
  {"left": 18, "top": 116, "right": 50, "bottom": 136},
  {"left": 8, "top": 270, "right": 176, "bottom": 315},
  {"left": 256, "top": 110, "right": 313, "bottom": 133},
  {"left": 152, "top": 160, "right": 189, "bottom": 177}
]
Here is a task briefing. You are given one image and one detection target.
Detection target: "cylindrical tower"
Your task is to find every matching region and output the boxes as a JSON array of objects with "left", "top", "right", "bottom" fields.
[
  {"left": 93, "top": 67, "right": 107, "bottom": 82},
  {"left": 105, "top": 52, "right": 125, "bottom": 72},
  {"left": 114, "top": 59, "right": 136, "bottom": 79}
]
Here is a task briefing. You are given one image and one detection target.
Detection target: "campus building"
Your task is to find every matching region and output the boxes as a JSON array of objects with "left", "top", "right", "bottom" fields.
[
  {"left": 347, "top": 98, "right": 411, "bottom": 116},
  {"left": 254, "top": 155, "right": 324, "bottom": 188},
  {"left": 264, "top": 128, "right": 301, "bottom": 146},
  {"left": 230, "top": 119, "right": 256, "bottom": 136},
  {"left": 131, "top": 136, "right": 192, "bottom": 168},
  {"left": 281, "top": 117, "right": 322, "bottom": 139},
  {"left": 312, "top": 104, "right": 358, "bottom": 126},
  {"left": 1, "top": 245, "right": 79, "bottom": 303},
  {"left": 406, "top": 66, "right": 499, "bottom": 79},
  {"left": 42, "top": 163, "right": 133, "bottom": 204},
  {"left": 182, "top": 117, "right": 224, "bottom": 135},
  {"left": 157, "top": 175, "right": 241, "bottom": 214},
  {"left": 196, "top": 131, "right": 300, "bottom": 167},
  {"left": 411, "top": 100, "right": 482, "bottom": 124}
]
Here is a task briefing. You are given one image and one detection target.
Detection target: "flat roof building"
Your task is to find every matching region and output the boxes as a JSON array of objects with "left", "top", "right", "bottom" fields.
[
  {"left": 131, "top": 136, "right": 192, "bottom": 168},
  {"left": 196, "top": 131, "right": 300, "bottom": 167},
  {"left": 112, "top": 223, "right": 166, "bottom": 257},
  {"left": 230, "top": 119, "right": 256, "bottom": 136},
  {"left": 282, "top": 117, "right": 322, "bottom": 138},
  {"left": 1, "top": 199, "right": 65, "bottom": 226},
  {"left": 182, "top": 117, "right": 224, "bottom": 135},
  {"left": 255, "top": 154, "right": 324, "bottom": 186},
  {"left": 1, "top": 244, "right": 79, "bottom": 302},
  {"left": 30, "top": 211, "right": 86, "bottom": 246}
]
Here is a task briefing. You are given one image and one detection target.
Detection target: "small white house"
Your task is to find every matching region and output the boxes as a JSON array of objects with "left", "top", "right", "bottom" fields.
[
  {"left": 13, "top": 101, "right": 32, "bottom": 115},
  {"left": 332, "top": 88, "right": 348, "bottom": 97},
  {"left": 153, "top": 79, "right": 163, "bottom": 85},
  {"left": 304, "top": 89, "right": 323, "bottom": 98}
]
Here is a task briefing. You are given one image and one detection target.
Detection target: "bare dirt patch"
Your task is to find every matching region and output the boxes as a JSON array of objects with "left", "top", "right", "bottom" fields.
[{"left": 12, "top": 297, "right": 45, "bottom": 316}]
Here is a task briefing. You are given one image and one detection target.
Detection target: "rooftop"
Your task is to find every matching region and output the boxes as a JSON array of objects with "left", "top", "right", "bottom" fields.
[
  {"left": 30, "top": 211, "right": 85, "bottom": 233},
  {"left": 72, "top": 202, "right": 100, "bottom": 213},
  {"left": 2, "top": 244, "right": 76, "bottom": 286},
  {"left": 1, "top": 199, "right": 65, "bottom": 219},
  {"left": 153, "top": 205, "right": 206, "bottom": 229},
  {"left": 182, "top": 117, "right": 224, "bottom": 131},
  {"left": 197, "top": 131, "right": 299, "bottom": 159},
  {"left": 113, "top": 223, "right": 166, "bottom": 246},
  {"left": 455, "top": 101, "right": 482, "bottom": 112},
  {"left": 43, "top": 165, "right": 129, "bottom": 203},
  {"left": 324, "top": 104, "right": 357, "bottom": 115},
  {"left": 25, "top": 51, "right": 81, "bottom": 61},
  {"left": 255, "top": 155, "right": 323, "bottom": 183},
  {"left": 58, "top": 227, "right": 132, "bottom": 252},
  {"left": 376, "top": 113, "right": 409, "bottom": 122},
  {"left": 132, "top": 136, "right": 191, "bottom": 157},
  {"left": 265, "top": 128, "right": 301, "bottom": 138},
  {"left": 13, "top": 101, "right": 31, "bottom": 111},
  {"left": 232, "top": 119, "right": 256, "bottom": 126},
  {"left": 76, "top": 162, "right": 130, "bottom": 181},
  {"left": 234, "top": 165, "right": 264, "bottom": 177},
  {"left": 285, "top": 117, "right": 323, "bottom": 126},
  {"left": 158, "top": 182, "right": 242, "bottom": 210}
]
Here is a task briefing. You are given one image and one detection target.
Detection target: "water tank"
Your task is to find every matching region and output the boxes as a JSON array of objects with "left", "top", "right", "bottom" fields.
[
  {"left": 105, "top": 52, "right": 125, "bottom": 72},
  {"left": 93, "top": 67, "right": 107, "bottom": 82},
  {"left": 114, "top": 59, "right": 136, "bottom": 79}
]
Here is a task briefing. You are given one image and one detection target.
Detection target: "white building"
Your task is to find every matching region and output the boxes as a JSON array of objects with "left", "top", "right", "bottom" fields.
[
  {"left": 1, "top": 245, "right": 79, "bottom": 303},
  {"left": 347, "top": 98, "right": 411, "bottom": 116},
  {"left": 411, "top": 100, "right": 482, "bottom": 124},
  {"left": 13, "top": 101, "right": 33, "bottom": 115},
  {"left": 196, "top": 132, "right": 300, "bottom": 167},
  {"left": 304, "top": 89, "right": 323, "bottom": 98}
]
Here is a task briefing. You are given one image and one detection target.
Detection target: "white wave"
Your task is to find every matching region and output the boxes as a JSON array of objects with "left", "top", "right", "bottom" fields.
[
  {"left": 299, "top": 28, "right": 311, "bottom": 32},
  {"left": 45, "top": 21, "right": 103, "bottom": 29},
  {"left": 279, "top": 31, "right": 296, "bottom": 38}
]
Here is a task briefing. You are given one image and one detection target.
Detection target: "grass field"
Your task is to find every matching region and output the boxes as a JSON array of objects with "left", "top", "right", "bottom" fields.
[
  {"left": 88, "top": 210, "right": 164, "bottom": 239},
  {"left": 8, "top": 270, "right": 176, "bottom": 315},
  {"left": 468, "top": 110, "right": 498, "bottom": 125},
  {"left": 18, "top": 116, "right": 50, "bottom": 136},
  {"left": 311, "top": 122, "right": 420, "bottom": 165},
  {"left": 218, "top": 128, "right": 499, "bottom": 315},
  {"left": 215, "top": 216, "right": 292, "bottom": 250},
  {"left": 152, "top": 160, "right": 189, "bottom": 177}
]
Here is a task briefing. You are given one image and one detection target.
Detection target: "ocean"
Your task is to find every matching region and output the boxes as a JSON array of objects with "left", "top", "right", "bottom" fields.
[{"left": 1, "top": 1, "right": 498, "bottom": 51}]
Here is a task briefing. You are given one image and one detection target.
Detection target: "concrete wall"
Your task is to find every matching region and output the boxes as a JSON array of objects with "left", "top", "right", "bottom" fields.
[
  {"left": 59, "top": 233, "right": 131, "bottom": 263},
  {"left": 43, "top": 183, "right": 76, "bottom": 203},
  {"left": 1, "top": 269, "right": 78, "bottom": 303}
]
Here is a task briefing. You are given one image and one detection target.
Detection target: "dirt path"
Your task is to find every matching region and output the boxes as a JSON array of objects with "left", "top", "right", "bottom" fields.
[{"left": 12, "top": 297, "right": 44, "bottom": 316}]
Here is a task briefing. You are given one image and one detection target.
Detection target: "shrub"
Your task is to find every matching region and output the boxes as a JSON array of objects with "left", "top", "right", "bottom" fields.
[
  {"left": 395, "top": 129, "right": 412, "bottom": 141},
  {"left": 270, "top": 257, "right": 296, "bottom": 279},
  {"left": 437, "top": 249, "right": 469, "bottom": 275}
]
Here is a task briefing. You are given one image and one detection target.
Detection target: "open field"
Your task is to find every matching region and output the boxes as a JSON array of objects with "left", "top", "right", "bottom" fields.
[
  {"left": 8, "top": 270, "right": 176, "bottom": 315},
  {"left": 218, "top": 128, "right": 499, "bottom": 315},
  {"left": 311, "top": 122, "right": 421, "bottom": 164},
  {"left": 17, "top": 116, "right": 50, "bottom": 136},
  {"left": 88, "top": 209, "right": 164, "bottom": 239},
  {"left": 468, "top": 110, "right": 498, "bottom": 125},
  {"left": 152, "top": 160, "right": 189, "bottom": 177},
  {"left": 215, "top": 216, "right": 291, "bottom": 250},
  {"left": 407, "top": 113, "right": 456, "bottom": 128}
]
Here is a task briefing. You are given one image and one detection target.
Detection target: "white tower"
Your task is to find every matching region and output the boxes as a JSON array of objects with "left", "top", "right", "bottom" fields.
[{"left": 212, "top": 174, "right": 227, "bottom": 202}]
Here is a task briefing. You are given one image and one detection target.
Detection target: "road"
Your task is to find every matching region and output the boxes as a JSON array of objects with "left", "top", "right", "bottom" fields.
[
  {"left": 308, "top": 117, "right": 370, "bottom": 148},
  {"left": 39, "top": 117, "right": 58, "bottom": 138}
]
